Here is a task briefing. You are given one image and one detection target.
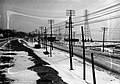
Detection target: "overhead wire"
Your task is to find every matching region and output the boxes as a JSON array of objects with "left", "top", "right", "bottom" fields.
[
  {"left": 51, "top": 12, "right": 120, "bottom": 30},
  {"left": 73, "top": 14, "right": 120, "bottom": 26},
  {"left": 74, "top": 7, "right": 120, "bottom": 24},
  {"left": 65, "top": 2, "right": 120, "bottom": 21},
  {"left": 89, "top": 2, "right": 120, "bottom": 15},
  {"left": 46, "top": 2, "right": 120, "bottom": 33},
  {"left": 55, "top": 2, "right": 120, "bottom": 28},
  {"left": 107, "top": 23, "right": 120, "bottom": 40}
]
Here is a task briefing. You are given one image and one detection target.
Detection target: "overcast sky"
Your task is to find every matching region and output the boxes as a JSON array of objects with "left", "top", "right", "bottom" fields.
[
  {"left": 3, "top": 0, "right": 118, "bottom": 19},
  {"left": 1, "top": 0, "right": 120, "bottom": 40}
]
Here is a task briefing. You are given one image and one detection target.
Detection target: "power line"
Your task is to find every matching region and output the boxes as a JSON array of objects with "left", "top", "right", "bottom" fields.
[
  {"left": 73, "top": 14, "right": 120, "bottom": 26},
  {"left": 89, "top": 2, "right": 120, "bottom": 15},
  {"left": 47, "top": 2, "right": 120, "bottom": 31},
  {"left": 74, "top": 7, "right": 120, "bottom": 24},
  {"left": 49, "top": 12, "right": 120, "bottom": 31},
  {"left": 67, "top": 2, "right": 120, "bottom": 21},
  {"left": 107, "top": 23, "right": 120, "bottom": 40}
]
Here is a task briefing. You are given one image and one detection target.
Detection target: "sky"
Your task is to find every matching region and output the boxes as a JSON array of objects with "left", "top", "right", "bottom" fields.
[
  {"left": 3, "top": 0, "right": 118, "bottom": 18},
  {"left": 0, "top": 0, "right": 120, "bottom": 40}
]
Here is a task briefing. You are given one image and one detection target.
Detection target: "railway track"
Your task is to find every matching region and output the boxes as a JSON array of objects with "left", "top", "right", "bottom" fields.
[
  {"left": 52, "top": 42, "right": 120, "bottom": 78},
  {"left": 2, "top": 39, "right": 119, "bottom": 78},
  {"left": 0, "top": 38, "right": 17, "bottom": 47}
]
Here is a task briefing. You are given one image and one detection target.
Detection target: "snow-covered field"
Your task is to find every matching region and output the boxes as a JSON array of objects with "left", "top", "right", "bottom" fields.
[
  {"left": 29, "top": 42, "right": 120, "bottom": 84},
  {"left": 0, "top": 39, "right": 120, "bottom": 84},
  {"left": 1, "top": 51, "right": 40, "bottom": 84}
]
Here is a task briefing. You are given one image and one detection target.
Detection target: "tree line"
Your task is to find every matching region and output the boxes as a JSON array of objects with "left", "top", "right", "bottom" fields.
[{"left": 0, "top": 28, "right": 28, "bottom": 38}]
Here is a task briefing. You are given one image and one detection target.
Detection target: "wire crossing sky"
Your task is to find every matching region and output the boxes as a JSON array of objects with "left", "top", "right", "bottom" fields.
[{"left": 0, "top": 0, "right": 120, "bottom": 40}]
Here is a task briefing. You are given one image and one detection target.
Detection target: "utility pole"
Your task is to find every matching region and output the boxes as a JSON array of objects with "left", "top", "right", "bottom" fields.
[
  {"left": 101, "top": 27, "right": 108, "bottom": 52},
  {"left": 48, "top": 19, "right": 54, "bottom": 57},
  {"left": 37, "top": 29, "right": 41, "bottom": 45},
  {"left": 91, "top": 53, "right": 96, "bottom": 84},
  {"left": 43, "top": 27, "right": 49, "bottom": 55},
  {"left": 40, "top": 27, "right": 43, "bottom": 47},
  {"left": 45, "top": 27, "right": 47, "bottom": 51},
  {"left": 81, "top": 26, "right": 86, "bottom": 80},
  {"left": 59, "top": 27, "right": 61, "bottom": 43},
  {"left": 34, "top": 29, "right": 41, "bottom": 48},
  {"left": 66, "top": 10, "right": 75, "bottom": 70}
]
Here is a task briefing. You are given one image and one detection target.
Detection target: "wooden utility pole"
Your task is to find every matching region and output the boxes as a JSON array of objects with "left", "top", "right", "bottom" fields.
[
  {"left": 45, "top": 27, "right": 47, "bottom": 51},
  {"left": 48, "top": 19, "right": 54, "bottom": 57},
  {"left": 43, "top": 27, "right": 49, "bottom": 55},
  {"left": 40, "top": 27, "right": 43, "bottom": 47},
  {"left": 101, "top": 27, "right": 108, "bottom": 52},
  {"left": 69, "top": 15, "right": 73, "bottom": 70},
  {"left": 38, "top": 29, "right": 40, "bottom": 45},
  {"left": 59, "top": 27, "right": 61, "bottom": 43},
  {"left": 66, "top": 10, "right": 75, "bottom": 70},
  {"left": 81, "top": 26, "right": 86, "bottom": 80},
  {"left": 91, "top": 53, "right": 96, "bottom": 84}
]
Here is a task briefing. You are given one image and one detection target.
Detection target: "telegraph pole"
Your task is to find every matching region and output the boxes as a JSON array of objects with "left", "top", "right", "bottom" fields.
[
  {"left": 48, "top": 19, "right": 54, "bottom": 57},
  {"left": 101, "top": 27, "right": 108, "bottom": 52},
  {"left": 81, "top": 26, "right": 86, "bottom": 80},
  {"left": 91, "top": 53, "right": 96, "bottom": 84},
  {"left": 59, "top": 27, "right": 61, "bottom": 43},
  {"left": 66, "top": 10, "right": 75, "bottom": 70},
  {"left": 40, "top": 27, "right": 43, "bottom": 47},
  {"left": 45, "top": 27, "right": 47, "bottom": 51},
  {"left": 43, "top": 27, "right": 49, "bottom": 55},
  {"left": 38, "top": 29, "right": 40, "bottom": 45}
]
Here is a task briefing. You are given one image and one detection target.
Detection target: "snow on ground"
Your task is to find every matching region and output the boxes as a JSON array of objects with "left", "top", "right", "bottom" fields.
[
  {"left": 3, "top": 51, "right": 40, "bottom": 84},
  {"left": 8, "top": 54, "right": 34, "bottom": 72},
  {"left": 27, "top": 42, "right": 120, "bottom": 84},
  {"left": 0, "top": 51, "right": 28, "bottom": 56},
  {"left": 7, "top": 70, "right": 39, "bottom": 84}
]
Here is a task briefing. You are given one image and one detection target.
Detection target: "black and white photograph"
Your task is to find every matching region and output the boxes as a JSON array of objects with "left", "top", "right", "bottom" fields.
[{"left": 0, "top": 0, "right": 120, "bottom": 84}]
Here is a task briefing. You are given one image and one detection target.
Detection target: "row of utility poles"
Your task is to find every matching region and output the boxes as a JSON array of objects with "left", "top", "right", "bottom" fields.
[
  {"left": 81, "top": 26, "right": 107, "bottom": 84},
  {"left": 66, "top": 10, "right": 75, "bottom": 70},
  {"left": 66, "top": 10, "right": 96, "bottom": 84},
  {"left": 34, "top": 10, "right": 109, "bottom": 84},
  {"left": 37, "top": 20, "right": 55, "bottom": 57},
  {"left": 48, "top": 19, "right": 54, "bottom": 57},
  {"left": 81, "top": 26, "right": 96, "bottom": 84}
]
